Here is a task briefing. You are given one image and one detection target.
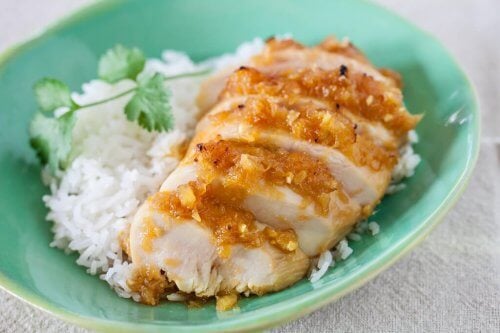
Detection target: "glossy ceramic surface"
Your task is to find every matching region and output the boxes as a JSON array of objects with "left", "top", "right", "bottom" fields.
[{"left": 0, "top": 0, "right": 479, "bottom": 331}]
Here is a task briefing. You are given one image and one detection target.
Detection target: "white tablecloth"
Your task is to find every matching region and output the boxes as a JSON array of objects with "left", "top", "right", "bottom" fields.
[{"left": 0, "top": 0, "right": 498, "bottom": 332}]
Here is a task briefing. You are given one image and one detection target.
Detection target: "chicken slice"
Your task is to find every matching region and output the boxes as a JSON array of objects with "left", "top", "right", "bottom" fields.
[
  {"left": 187, "top": 140, "right": 364, "bottom": 255},
  {"left": 199, "top": 95, "right": 398, "bottom": 149},
  {"left": 129, "top": 199, "right": 309, "bottom": 298},
  {"left": 197, "top": 36, "right": 409, "bottom": 124},
  {"left": 196, "top": 66, "right": 236, "bottom": 117},
  {"left": 166, "top": 159, "right": 360, "bottom": 257},
  {"left": 129, "top": 203, "right": 220, "bottom": 296},
  {"left": 252, "top": 48, "right": 391, "bottom": 85},
  {"left": 243, "top": 185, "right": 360, "bottom": 256},
  {"left": 219, "top": 242, "right": 309, "bottom": 295},
  {"left": 219, "top": 66, "right": 419, "bottom": 141},
  {"left": 190, "top": 120, "right": 391, "bottom": 205}
]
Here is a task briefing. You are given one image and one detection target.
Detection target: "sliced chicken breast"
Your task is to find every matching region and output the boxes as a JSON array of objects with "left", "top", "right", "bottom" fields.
[{"left": 127, "top": 36, "right": 420, "bottom": 306}]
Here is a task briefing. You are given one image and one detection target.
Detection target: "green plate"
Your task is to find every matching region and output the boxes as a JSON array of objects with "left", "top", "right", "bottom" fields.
[{"left": 0, "top": 0, "right": 479, "bottom": 331}]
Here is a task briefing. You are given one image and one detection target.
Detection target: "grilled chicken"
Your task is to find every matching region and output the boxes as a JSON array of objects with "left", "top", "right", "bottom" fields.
[{"left": 127, "top": 37, "right": 420, "bottom": 306}]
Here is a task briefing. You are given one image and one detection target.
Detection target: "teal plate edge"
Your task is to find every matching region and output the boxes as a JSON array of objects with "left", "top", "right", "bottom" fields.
[{"left": 0, "top": 0, "right": 480, "bottom": 332}]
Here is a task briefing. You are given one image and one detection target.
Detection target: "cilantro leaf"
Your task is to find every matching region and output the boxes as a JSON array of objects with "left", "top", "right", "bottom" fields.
[
  {"left": 124, "top": 73, "right": 173, "bottom": 132},
  {"left": 98, "top": 45, "right": 146, "bottom": 83},
  {"left": 29, "top": 111, "right": 76, "bottom": 173},
  {"left": 34, "top": 78, "right": 74, "bottom": 113}
]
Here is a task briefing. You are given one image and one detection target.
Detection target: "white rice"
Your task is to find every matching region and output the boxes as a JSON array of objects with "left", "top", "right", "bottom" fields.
[
  {"left": 386, "top": 130, "right": 421, "bottom": 194},
  {"left": 41, "top": 37, "right": 420, "bottom": 296}
]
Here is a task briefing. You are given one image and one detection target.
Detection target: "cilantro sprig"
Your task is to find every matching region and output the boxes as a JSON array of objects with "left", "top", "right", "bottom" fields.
[{"left": 29, "top": 44, "right": 210, "bottom": 174}]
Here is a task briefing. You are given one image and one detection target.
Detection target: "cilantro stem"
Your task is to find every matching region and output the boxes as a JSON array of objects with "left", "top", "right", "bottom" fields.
[
  {"left": 78, "top": 87, "right": 136, "bottom": 109},
  {"left": 78, "top": 68, "right": 211, "bottom": 110},
  {"left": 163, "top": 68, "right": 212, "bottom": 81}
]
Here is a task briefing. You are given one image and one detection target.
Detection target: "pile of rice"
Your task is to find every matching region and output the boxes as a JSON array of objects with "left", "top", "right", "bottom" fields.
[{"left": 41, "top": 38, "right": 420, "bottom": 299}]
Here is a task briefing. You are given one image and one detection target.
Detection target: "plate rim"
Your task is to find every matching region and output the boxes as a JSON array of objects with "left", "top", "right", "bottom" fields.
[{"left": 0, "top": 0, "right": 481, "bottom": 332}]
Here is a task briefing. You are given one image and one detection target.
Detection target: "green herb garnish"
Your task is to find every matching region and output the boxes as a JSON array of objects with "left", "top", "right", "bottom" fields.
[
  {"left": 125, "top": 73, "right": 173, "bottom": 132},
  {"left": 34, "top": 78, "right": 76, "bottom": 113},
  {"left": 29, "top": 45, "right": 210, "bottom": 174},
  {"left": 30, "top": 111, "right": 76, "bottom": 173},
  {"left": 98, "top": 44, "right": 146, "bottom": 83},
  {"left": 30, "top": 78, "right": 78, "bottom": 173}
]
